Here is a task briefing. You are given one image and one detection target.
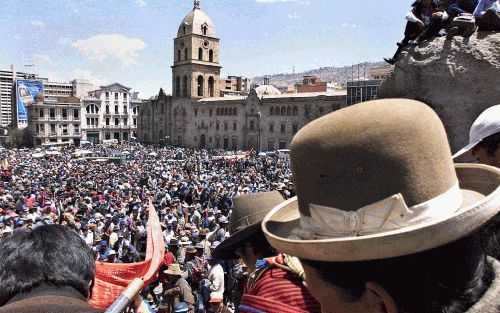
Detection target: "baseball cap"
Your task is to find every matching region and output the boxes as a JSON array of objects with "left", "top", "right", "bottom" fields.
[{"left": 453, "top": 105, "right": 500, "bottom": 158}]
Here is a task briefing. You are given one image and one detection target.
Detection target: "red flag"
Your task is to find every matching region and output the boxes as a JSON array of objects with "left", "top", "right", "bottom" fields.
[{"left": 89, "top": 200, "right": 165, "bottom": 309}]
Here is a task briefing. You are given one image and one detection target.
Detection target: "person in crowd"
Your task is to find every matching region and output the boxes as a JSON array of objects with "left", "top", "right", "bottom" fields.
[
  {"left": 97, "top": 240, "right": 111, "bottom": 262},
  {"left": 0, "top": 225, "right": 101, "bottom": 312},
  {"left": 474, "top": 0, "right": 500, "bottom": 29},
  {"left": 453, "top": 104, "right": 500, "bottom": 167},
  {"left": 160, "top": 263, "right": 195, "bottom": 313},
  {"left": 444, "top": 0, "right": 480, "bottom": 38},
  {"left": 384, "top": 0, "right": 448, "bottom": 65},
  {"left": 212, "top": 191, "right": 321, "bottom": 313},
  {"left": 208, "top": 292, "right": 231, "bottom": 313},
  {"left": 206, "top": 255, "right": 224, "bottom": 294},
  {"left": 263, "top": 99, "right": 499, "bottom": 313}
]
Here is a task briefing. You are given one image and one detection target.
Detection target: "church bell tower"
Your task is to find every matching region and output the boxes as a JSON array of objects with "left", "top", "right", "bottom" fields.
[{"left": 172, "top": 0, "right": 221, "bottom": 99}]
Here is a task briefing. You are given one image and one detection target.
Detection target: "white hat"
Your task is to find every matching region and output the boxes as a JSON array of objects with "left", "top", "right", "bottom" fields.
[
  {"left": 109, "top": 249, "right": 117, "bottom": 255},
  {"left": 453, "top": 105, "right": 500, "bottom": 158}
]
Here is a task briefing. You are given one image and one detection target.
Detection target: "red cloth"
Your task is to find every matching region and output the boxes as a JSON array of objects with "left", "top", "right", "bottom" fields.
[
  {"left": 89, "top": 200, "right": 165, "bottom": 309},
  {"left": 239, "top": 267, "right": 321, "bottom": 313},
  {"left": 163, "top": 252, "right": 175, "bottom": 266}
]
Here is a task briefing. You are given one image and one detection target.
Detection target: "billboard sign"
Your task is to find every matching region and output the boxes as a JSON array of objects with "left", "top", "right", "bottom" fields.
[{"left": 16, "top": 79, "right": 44, "bottom": 127}]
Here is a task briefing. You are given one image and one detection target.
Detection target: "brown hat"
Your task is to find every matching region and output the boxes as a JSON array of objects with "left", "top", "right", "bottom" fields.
[
  {"left": 185, "top": 245, "right": 197, "bottom": 254},
  {"left": 263, "top": 99, "right": 500, "bottom": 262},
  {"left": 212, "top": 191, "right": 285, "bottom": 260},
  {"left": 164, "top": 263, "right": 183, "bottom": 276},
  {"left": 198, "top": 229, "right": 208, "bottom": 236}
]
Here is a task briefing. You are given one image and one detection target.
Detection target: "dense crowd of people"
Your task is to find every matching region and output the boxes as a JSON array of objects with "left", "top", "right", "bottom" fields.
[{"left": 0, "top": 144, "right": 295, "bottom": 312}]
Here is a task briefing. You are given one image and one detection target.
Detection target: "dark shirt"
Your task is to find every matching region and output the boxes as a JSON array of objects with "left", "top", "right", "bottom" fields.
[{"left": 448, "top": 0, "right": 479, "bottom": 17}]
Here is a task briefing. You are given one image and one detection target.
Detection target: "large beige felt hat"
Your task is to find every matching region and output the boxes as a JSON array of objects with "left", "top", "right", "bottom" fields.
[{"left": 262, "top": 99, "right": 500, "bottom": 262}]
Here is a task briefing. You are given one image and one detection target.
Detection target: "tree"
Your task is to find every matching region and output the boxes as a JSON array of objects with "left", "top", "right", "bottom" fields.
[{"left": 5, "top": 128, "right": 34, "bottom": 148}]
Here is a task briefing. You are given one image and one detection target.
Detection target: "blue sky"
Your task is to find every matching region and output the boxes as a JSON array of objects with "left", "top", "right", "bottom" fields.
[{"left": 0, "top": 0, "right": 410, "bottom": 98}]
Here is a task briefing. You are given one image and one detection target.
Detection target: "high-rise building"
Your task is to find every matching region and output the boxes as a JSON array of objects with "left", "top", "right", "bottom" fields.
[{"left": 0, "top": 68, "right": 42, "bottom": 127}]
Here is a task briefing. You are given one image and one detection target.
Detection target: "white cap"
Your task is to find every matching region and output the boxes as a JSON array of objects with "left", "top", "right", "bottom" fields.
[
  {"left": 109, "top": 249, "right": 117, "bottom": 255},
  {"left": 453, "top": 105, "right": 500, "bottom": 159}
]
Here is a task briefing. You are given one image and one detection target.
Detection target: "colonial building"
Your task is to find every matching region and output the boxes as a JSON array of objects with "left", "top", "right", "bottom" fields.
[
  {"left": 81, "top": 83, "right": 140, "bottom": 144},
  {"left": 137, "top": 0, "right": 347, "bottom": 150},
  {"left": 28, "top": 96, "right": 82, "bottom": 146}
]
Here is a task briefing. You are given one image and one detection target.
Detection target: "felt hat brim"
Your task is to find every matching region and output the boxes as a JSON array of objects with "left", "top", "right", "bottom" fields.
[
  {"left": 262, "top": 164, "right": 500, "bottom": 262},
  {"left": 211, "top": 222, "right": 261, "bottom": 260}
]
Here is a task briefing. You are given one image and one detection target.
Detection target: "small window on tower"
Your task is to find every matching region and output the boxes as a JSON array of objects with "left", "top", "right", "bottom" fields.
[{"left": 202, "top": 25, "right": 208, "bottom": 35}]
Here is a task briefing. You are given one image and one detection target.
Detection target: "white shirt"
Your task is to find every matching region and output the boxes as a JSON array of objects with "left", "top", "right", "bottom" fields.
[{"left": 207, "top": 263, "right": 225, "bottom": 293}]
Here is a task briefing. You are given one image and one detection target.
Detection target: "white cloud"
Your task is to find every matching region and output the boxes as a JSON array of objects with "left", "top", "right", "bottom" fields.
[
  {"left": 72, "top": 69, "right": 106, "bottom": 86},
  {"left": 32, "top": 54, "right": 54, "bottom": 66},
  {"left": 30, "top": 20, "right": 45, "bottom": 27},
  {"left": 288, "top": 12, "right": 300, "bottom": 19},
  {"left": 69, "top": 34, "right": 147, "bottom": 66},
  {"left": 135, "top": 0, "right": 146, "bottom": 6}
]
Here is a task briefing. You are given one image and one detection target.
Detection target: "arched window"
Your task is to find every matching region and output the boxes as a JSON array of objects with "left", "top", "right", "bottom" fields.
[
  {"left": 281, "top": 106, "right": 286, "bottom": 115},
  {"left": 209, "top": 49, "right": 214, "bottom": 62},
  {"left": 183, "top": 76, "right": 188, "bottom": 97},
  {"left": 177, "top": 49, "right": 181, "bottom": 62},
  {"left": 287, "top": 106, "right": 292, "bottom": 116},
  {"left": 224, "top": 108, "right": 229, "bottom": 115},
  {"left": 176, "top": 76, "right": 181, "bottom": 97},
  {"left": 133, "top": 107, "right": 138, "bottom": 115},
  {"left": 208, "top": 76, "right": 215, "bottom": 97},
  {"left": 184, "top": 48, "right": 188, "bottom": 60},
  {"left": 270, "top": 107, "right": 274, "bottom": 115},
  {"left": 293, "top": 106, "right": 298, "bottom": 116},
  {"left": 202, "top": 25, "right": 207, "bottom": 35},
  {"left": 114, "top": 105, "right": 119, "bottom": 114},
  {"left": 183, "top": 25, "right": 187, "bottom": 35},
  {"left": 198, "top": 48, "right": 203, "bottom": 61},
  {"left": 197, "top": 75, "right": 204, "bottom": 97},
  {"left": 123, "top": 105, "right": 128, "bottom": 114}
]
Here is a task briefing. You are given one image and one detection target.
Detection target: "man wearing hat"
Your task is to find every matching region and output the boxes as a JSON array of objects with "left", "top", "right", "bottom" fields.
[
  {"left": 160, "top": 263, "right": 195, "bottom": 313},
  {"left": 263, "top": 99, "right": 500, "bottom": 313},
  {"left": 212, "top": 191, "right": 320, "bottom": 313},
  {"left": 209, "top": 292, "right": 231, "bottom": 313},
  {"left": 453, "top": 104, "right": 500, "bottom": 167}
]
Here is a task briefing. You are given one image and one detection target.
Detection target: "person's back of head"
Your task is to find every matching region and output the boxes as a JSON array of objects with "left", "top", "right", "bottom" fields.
[{"left": 0, "top": 224, "right": 95, "bottom": 305}]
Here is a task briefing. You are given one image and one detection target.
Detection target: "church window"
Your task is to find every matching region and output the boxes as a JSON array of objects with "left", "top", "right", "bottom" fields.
[
  {"left": 209, "top": 50, "right": 214, "bottom": 62},
  {"left": 176, "top": 77, "right": 181, "bottom": 97},
  {"left": 208, "top": 77, "right": 215, "bottom": 97},
  {"left": 177, "top": 49, "right": 181, "bottom": 62},
  {"left": 184, "top": 48, "right": 188, "bottom": 60},
  {"left": 183, "top": 76, "right": 188, "bottom": 97},
  {"left": 202, "top": 25, "right": 207, "bottom": 35},
  {"left": 198, "top": 48, "right": 203, "bottom": 61},
  {"left": 183, "top": 25, "right": 187, "bottom": 35},
  {"left": 197, "top": 76, "right": 204, "bottom": 97}
]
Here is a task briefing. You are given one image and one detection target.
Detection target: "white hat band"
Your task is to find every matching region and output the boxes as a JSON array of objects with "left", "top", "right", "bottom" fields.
[{"left": 294, "top": 182, "right": 463, "bottom": 239}]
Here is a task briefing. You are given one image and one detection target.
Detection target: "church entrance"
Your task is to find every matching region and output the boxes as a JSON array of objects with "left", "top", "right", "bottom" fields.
[
  {"left": 248, "top": 136, "right": 257, "bottom": 150},
  {"left": 200, "top": 134, "right": 206, "bottom": 148}
]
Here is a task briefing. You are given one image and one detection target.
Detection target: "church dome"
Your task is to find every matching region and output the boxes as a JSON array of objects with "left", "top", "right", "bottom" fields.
[
  {"left": 177, "top": 1, "right": 217, "bottom": 38},
  {"left": 254, "top": 85, "right": 282, "bottom": 96}
]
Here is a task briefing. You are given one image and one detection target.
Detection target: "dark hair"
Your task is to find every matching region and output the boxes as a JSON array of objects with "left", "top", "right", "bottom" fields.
[
  {"left": 0, "top": 225, "right": 95, "bottom": 305},
  {"left": 302, "top": 221, "right": 496, "bottom": 313},
  {"left": 236, "top": 229, "right": 276, "bottom": 258},
  {"left": 476, "top": 132, "right": 500, "bottom": 157}
]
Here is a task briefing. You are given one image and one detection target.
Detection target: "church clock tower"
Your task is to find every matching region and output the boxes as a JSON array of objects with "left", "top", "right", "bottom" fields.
[{"left": 172, "top": 0, "right": 221, "bottom": 99}]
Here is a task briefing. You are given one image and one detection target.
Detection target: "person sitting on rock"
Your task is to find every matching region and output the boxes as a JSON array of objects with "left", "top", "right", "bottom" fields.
[
  {"left": 474, "top": 0, "right": 500, "bottom": 30},
  {"left": 384, "top": 0, "right": 447, "bottom": 65},
  {"left": 445, "top": 0, "right": 480, "bottom": 38}
]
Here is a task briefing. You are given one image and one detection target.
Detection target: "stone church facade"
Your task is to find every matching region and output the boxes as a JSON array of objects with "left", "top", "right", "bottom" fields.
[{"left": 137, "top": 0, "right": 346, "bottom": 150}]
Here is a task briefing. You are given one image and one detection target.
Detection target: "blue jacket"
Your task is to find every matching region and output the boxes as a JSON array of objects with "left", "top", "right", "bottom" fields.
[{"left": 448, "top": 0, "right": 479, "bottom": 18}]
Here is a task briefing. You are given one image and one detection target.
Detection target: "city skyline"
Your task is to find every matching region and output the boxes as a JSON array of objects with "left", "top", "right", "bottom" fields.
[{"left": 0, "top": 0, "right": 409, "bottom": 98}]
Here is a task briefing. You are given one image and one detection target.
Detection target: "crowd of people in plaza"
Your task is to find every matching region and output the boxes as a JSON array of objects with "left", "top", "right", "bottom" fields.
[
  {"left": 0, "top": 144, "right": 295, "bottom": 312},
  {"left": 0, "top": 100, "right": 498, "bottom": 313},
  {"left": 384, "top": 0, "right": 500, "bottom": 64}
]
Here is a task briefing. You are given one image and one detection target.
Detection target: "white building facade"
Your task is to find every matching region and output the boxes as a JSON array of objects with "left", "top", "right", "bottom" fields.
[{"left": 82, "top": 83, "right": 140, "bottom": 144}]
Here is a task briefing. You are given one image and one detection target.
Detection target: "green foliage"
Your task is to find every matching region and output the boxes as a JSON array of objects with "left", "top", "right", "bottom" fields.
[{"left": 5, "top": 128, "right": 34, "bottom": 148}]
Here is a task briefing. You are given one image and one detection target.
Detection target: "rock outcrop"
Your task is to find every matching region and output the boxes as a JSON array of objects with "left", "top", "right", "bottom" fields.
[{"left": 378, "top": 31, "right": 500, "bottom": 155}]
